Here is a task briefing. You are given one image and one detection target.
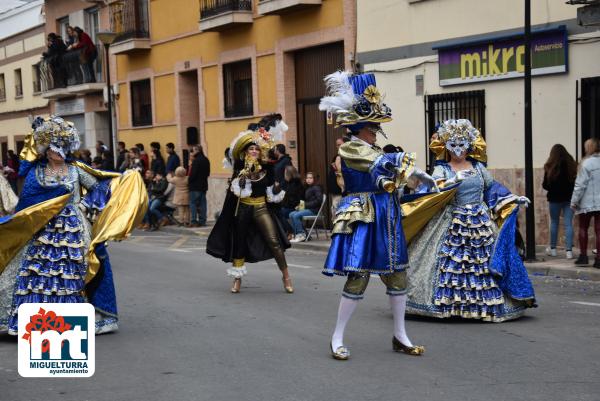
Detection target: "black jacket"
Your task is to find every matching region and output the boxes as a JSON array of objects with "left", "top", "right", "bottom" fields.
[
  {"left": 149, "top": 177, "right": 168, "bottom": 201},
  {"left": 304, "top": 184, "right": 323, "bottom": 213},
  {"left": 273, "top": 155, "right": 292, "bottom": 188},
  {"left": 543, "top": 163, "right": 575, "bottom": 203},
  {"left": 151, "top": 155, "right": 166, "bottom": 176},
  {"left": 189, "top": 153, "right": 210, "bottom": 192},
  {"left": 281, "top": 178, "right": 304, "bottom": 209}
]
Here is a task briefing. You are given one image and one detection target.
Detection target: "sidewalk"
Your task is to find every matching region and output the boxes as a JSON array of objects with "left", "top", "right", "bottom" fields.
[{"left": 160, "top": 224, "right": 600, "bottom": 281}]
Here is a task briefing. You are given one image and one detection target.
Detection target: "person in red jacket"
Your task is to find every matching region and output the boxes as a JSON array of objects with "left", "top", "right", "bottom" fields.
[{"left": 72, "top": 27, "right": 97, "bottom": 83}]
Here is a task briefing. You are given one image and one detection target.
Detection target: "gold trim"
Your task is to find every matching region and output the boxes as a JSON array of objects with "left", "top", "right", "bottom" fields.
[
  {"left": 233, "top": 258, "right": 245, "bottom": 267},
  {"left": 239, "top": 196, "right": 266, "bottom": 206}
]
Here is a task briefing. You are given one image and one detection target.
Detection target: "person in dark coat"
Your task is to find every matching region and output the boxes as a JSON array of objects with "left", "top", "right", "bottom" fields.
[
  {"left": 116, "top": 141, "right": 128, "bottom": 172},
  {"left": 542, "top": 144, "right": 577, "bottom": 259},
  {"left": 43, "top": 33, "right": 67, "bottom": 88},
  {"left": 100, "top": 150, "right": 115, "bottom": 171},
  {"left": 289, "top": 172, "right": 323, "bottom": 242},
  {"left": 6, "top": 150, "right": 19, "bottom": 194},
  {"left": 166, "top": 142, "right": 181, "bottom": 175},
  {"left": 150, "top": 145, "right": 166, "bottom": 176},
  {"left": 188, "top": 145, "right": 210, "bottom": 226},
  {"left": 273, "top": 144, "right": 292, "bottom": 189},
  {"left": 278, "top": 165, "right": 304, "bottom": 236}
]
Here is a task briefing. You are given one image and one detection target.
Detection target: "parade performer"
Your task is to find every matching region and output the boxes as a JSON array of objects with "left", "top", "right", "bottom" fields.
[
  {"left": 406, "top": 119, "right": 536, "bottom": 321},
  {"left": 0, "top": 116, "right": 147, "bottom": 335},
  {"left": 207, "top": 114, "right": 293, "bottom": 294},
  {"left": 319, "top": 71, "right": 444, "bottom": 360}
]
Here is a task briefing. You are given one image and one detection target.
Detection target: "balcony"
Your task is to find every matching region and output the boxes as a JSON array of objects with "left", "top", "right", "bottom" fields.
[
  {"left": 199, "top": 0, "right": 253, "bottom": 32},
  {"left": 257, "top": 0, "right": 321, "bottom": 15},
  {"left": 40, "top": 48, "right": 105, "bottom": 100},
  {"left": 109, "top": 0, "right": 151, "bottom": 55}
]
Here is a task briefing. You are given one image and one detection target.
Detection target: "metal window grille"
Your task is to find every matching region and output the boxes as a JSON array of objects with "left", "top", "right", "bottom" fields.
[
  {"left": 131, "top": 79, "right": 152, "bottom": 126},
  {"left": 223, "top": 60, "right": 253, "bottom": 118},
  {"left": 32, "top": 63, "right": 41, "bottom": 93},
  {"left": 0, "top": 88, "right": 5, "bottom": 101},
  {"left": 200, "top": 0, "right": 252, "bottom": 19},
  {"left": 425, "top": 90, "right": 486, "bottom": 169}
]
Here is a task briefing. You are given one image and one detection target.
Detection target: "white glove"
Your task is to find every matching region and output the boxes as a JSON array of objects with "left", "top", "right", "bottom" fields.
[
  {"left": 516, "top": 196, "right": 531, "bottom": 207},
  {"left": 410, "top": 168, "right": 439, "bottom": 192}
]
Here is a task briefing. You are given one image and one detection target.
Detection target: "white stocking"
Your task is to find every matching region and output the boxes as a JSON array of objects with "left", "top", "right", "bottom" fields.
[
  {"left": 331, "top": 297, "right": 359, "bottom": 350},
  {"left": 390, "top": 295, "right": 413, "bottom": 347}
]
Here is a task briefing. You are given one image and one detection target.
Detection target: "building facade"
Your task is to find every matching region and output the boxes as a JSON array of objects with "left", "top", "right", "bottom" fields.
[
  {"left": 357, "top": 0, "right": 600, "bottom": 246},
  {"left": 0, "top": 0, "right": 49, "bottom": 166},
  {"left": 111, "top": 0, "right": 356, "bottom": 218},
  {"left": 41, "top": 0, "right": 111, "bottom": 155}
]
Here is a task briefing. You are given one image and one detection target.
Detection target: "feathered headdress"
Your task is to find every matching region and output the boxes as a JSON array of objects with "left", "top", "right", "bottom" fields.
[
  {"left": 319, "top": 71, "right": 392, "bottom": 131},
  {"left": 228, "top": 114, "right": 288, "bottom": 162},
  {"left": 31, "top": 115, "right": 81, "bottom": 159}
]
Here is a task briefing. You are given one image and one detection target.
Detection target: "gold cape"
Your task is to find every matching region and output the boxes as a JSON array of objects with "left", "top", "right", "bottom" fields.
[{"left": 0, "top": 162, "right": 148, "bottom": 282}]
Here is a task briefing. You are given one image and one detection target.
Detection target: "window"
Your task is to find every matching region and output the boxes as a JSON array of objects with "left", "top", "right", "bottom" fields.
[
  {"left": 58, "top": 16, "right": 70, "bottom": 40},
  {"left": 14, "top": 69, "right": 23, "bottom": 98},
  {"left": 0, "top": 74, "right": 5, "bottom": 101},
  {"left": 32, "top": 64, "right": 41, "bottom": 94},
  {"left": 425, "top": 90, "right": 485, "bottom": 169},
  {"left": 581, "top": 77, "right": 600, "bottom": 154},
  {"left": 86, "top": 7, "right": 102, "bottom": 82},
  {"left": 131, "top": 79, "right": 152, "bottom": 126},
  {"left": 223, "top": 59, "right": 253, "bottom": 118}
]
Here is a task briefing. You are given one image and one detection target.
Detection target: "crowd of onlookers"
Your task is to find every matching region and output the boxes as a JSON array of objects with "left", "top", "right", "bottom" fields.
[{"left": 42, "top": 26, "right": 98, "bottom": 89}]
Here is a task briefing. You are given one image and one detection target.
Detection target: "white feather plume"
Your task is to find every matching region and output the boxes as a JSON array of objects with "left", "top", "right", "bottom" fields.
[{"left": 318, "top": 70, "right": 356, "bottom": 113}]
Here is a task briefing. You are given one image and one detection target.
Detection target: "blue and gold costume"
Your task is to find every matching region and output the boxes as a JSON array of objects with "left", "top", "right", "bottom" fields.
[{"left": 0, "top": 116, "right": 147, "bottom": 335}]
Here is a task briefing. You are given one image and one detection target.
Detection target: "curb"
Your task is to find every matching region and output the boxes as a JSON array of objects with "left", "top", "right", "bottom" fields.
[{"left": 156, "top": 226, "right": 600, "bottom": 281}]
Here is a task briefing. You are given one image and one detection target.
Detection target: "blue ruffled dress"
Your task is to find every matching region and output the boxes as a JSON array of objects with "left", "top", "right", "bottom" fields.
[
  {"left": 406, "top": 162, "right": 535, "bottom": 322},
  {"left": 323, "top": 150, "right": 411, "bottom": 276},
  {"left": 0, "top": 161, "right": 117, "bottom": 334}
]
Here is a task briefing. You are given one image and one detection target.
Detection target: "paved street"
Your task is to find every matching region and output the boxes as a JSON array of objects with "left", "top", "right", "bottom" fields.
[{"left": 2, "top": 230, "right": 600, "bottom": 401}]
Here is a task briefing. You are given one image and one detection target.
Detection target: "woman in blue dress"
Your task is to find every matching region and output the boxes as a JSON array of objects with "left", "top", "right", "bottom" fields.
[
  {"left": 0, "top": 116, "right": 146, "bottom": 335},
  {"left": 406, "top": 119, "right": 536, "bottom": 321}
]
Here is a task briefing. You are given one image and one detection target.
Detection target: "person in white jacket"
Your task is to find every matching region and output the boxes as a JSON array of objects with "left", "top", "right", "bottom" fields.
[
  {"left": 571, "top": 138, "right": 600, "bottom": 268},
  {"left": 0, "top": 168, "right": 18, "bottom": 216}
]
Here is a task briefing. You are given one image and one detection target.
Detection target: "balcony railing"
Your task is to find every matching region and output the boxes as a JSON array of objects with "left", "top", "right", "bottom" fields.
[
  {"left": 15, "top": 84, "right": 23, "bottom": 97},
  {"left": 200, "top": 0, "right": 252, "bottom": 19},
  {"left": 40, "top": 47, "right": 105, "bottom": 99},
  {"left": 110, "top": 0, "right": 150, "bottom": 43}
]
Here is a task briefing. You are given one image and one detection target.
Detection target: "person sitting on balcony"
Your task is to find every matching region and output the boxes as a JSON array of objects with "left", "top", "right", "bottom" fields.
[{"left": 71, "top": 27, "right": 97, "bottom": 83}]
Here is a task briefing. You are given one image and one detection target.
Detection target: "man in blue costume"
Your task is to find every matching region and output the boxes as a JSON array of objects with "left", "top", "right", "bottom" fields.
[{"left": 319, "top": 71, "right": 438, "bottom": 360}]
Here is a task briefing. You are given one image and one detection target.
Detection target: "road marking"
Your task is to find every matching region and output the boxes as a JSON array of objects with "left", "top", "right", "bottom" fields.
[
  {"left": 169, "top": 236, "right": 189, "bottom": 249},
  {"left": 273, "top": 263, "right": 313, "bottom": 269},
  {"left": 570, "top": 301, "right": 600, "bottom": 307},
  {"left": 170, "top": 248, "right": 192, "bottom": 253}
]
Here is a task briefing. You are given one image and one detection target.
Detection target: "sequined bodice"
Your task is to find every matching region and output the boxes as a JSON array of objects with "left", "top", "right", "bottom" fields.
[
  {"left": 341, "top": 160, "right": 378, "bottom": 193},
  {"left": 36, "top": 164, "right": 98, "bottom": 204},
  {"left": 433, "top": 163, "right": 492, "bottom": 206}
]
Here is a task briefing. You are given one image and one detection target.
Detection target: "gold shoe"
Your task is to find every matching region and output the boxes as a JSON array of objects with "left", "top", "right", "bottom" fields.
[
  {"left": 392, "top": 336, "right": 425, "bottom": 356},
  {"left": 282, "top": 277, "right": 294, "bottom": 294},
  {"left": 330, "top": 342, "right": 350, "bottom": 361},
  {"left": 231, "top": 278, "right": 241, "bottom": 293}
]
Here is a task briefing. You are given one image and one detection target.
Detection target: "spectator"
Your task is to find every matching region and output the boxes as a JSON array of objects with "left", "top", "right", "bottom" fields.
[
  {"left": 571, "top": 138, "right": 600, "bottom": 268},
  {"left": 136, "top": 143, "right": 149, "bottom": 172},
  {"left": 543, "top": 144, "right": 577, "bottom": 259},
  {"left": 188, "top": 145, "right": 210, "bottom": 227},
  {"left": 167, "top": 166, "right": 190, "bottom": 225},
  {"left": 0, "top": 169, "right": 18, "bottom": 216},
  {"left": 116, "top": 141, "right": 128, "bottom": 172},
  {"left": 166, "top": 142, "right": 181, "bottom": 174},
  {"left": 6, "top": 150, "right": 19, "bottom": 194},
  {"left": 382, "top": 144, "right": 404, "bottom": 153},
  {"left": 71, "top": 27, "right": 97, "bottom": 83},
  {"left": 65, "top": 26, "right": 77, "bottom": 48},
  {"left": 91, "top": 156, "right": 103, "bottom": 170},
  {"left": 328, "top": 137, "right": 350, "bottom": 213},
  {"left": 273, "top": 144, "right": 292, "bottom": 189},
  {"left": 279, "top": 165, "right": 304, "bottom": 237},
  {"left": 79, "top": 148, "right": 92, "bottom": 165},
  {"left": 101, "top": 150, "right": 115, "bottom": 171},
  {"left": 42, "top": 33, "right": 67, "bottom": 88},
  {"left": 127, "top": 147, "right": 144, "bottom": 172},
  {"left": 145, "top": 171, "right": 168, "bottom": 231},
  {"left": 150, "top": 145, "right": 166, "bottom": 176},
  {"left": 289, "top": 172, "right": 323, "bottom": 242},
  {"left": 95, "top": 140, "right": 107, "bottom": 157}
]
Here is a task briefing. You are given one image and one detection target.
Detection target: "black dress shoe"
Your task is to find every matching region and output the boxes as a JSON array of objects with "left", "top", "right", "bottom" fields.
[{"left": 574, "top": 255, "right": 589, "bottom": 266}]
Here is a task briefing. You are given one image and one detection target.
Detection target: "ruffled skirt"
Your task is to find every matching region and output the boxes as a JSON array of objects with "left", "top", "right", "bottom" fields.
[{"left": 407, "top": 203, "right": 529, "bottom": 322}]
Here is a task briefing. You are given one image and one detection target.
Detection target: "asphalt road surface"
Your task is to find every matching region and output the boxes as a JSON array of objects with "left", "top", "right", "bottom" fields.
[{"left": 1, "top": 231, "right": 599, "bottom": 401}]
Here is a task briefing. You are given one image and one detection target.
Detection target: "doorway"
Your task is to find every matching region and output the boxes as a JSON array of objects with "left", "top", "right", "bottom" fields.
[
  {"left": 581, "top": 76, "right": 600, "bottom": 154},
  {"left": 178, "top": 69, "right": 201, "bottom": 168}
]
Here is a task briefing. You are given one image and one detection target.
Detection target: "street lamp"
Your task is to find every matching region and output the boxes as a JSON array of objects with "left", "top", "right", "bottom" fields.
[{"left": 97, "top": 31, "right": 118, "bottom": 163}]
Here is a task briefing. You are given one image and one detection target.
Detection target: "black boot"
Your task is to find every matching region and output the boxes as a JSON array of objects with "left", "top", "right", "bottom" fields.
[{"left": 574, "top": 255, "right": 589, "bottom": 266}]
